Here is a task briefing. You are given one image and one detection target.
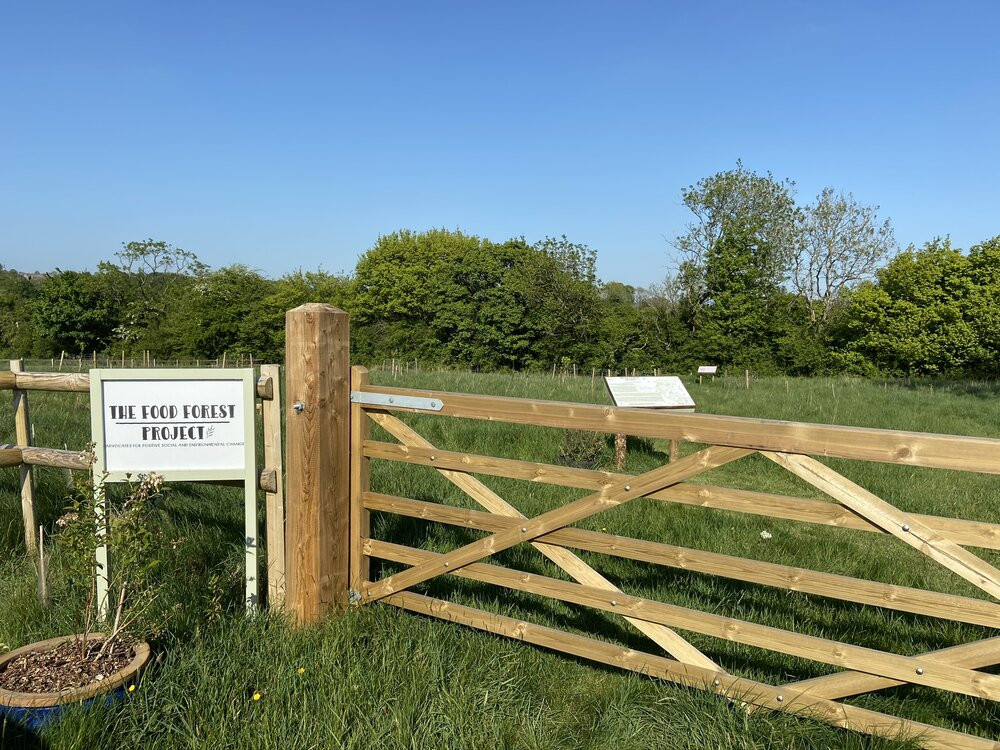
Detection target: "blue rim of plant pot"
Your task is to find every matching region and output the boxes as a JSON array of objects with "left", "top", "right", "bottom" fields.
[{"left": 0, "top": 633, "right": 151, "bottom": 731}]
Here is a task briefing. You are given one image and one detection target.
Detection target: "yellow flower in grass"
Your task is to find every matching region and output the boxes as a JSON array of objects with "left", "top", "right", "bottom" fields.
[
  {"left": 128, "top": 684, "right": 136, "bottom": 693},
  {"left": 253, "top": 692, "right": 261, "bottom": 701},
  {"left": 297, "top": 667, "right": 305, "bottom": 675}
]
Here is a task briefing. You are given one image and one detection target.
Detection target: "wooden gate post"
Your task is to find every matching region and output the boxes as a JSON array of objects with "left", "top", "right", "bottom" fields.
[{"left": 284, "top": 304, "right": 350, "bottom": 623}]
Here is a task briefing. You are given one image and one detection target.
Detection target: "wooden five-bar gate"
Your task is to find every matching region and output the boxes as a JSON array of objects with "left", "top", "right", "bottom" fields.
[{"left": 282, "top": 304, "right": 1000, "bottom": 750}]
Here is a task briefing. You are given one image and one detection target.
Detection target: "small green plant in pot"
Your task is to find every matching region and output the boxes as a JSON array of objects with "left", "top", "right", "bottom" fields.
[{"left": 0, "top": 471, "right": 167, "bottom": 729}]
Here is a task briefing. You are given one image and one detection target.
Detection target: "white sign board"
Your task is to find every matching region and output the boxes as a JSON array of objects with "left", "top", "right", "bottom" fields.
[
  {"left": 604, "top": 376, "right": 696, "bottom": 411},
  {"left": 89, "top": 369, "right": 258, "bottom": 609},
  {"left": 697, "top": 365, "right": 718, "bottom": 375},
  {"left": 95, "top": 377, "right": 250, "bottom": 478}
]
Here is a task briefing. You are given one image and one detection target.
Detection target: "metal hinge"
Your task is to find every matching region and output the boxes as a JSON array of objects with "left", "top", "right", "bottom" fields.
[{"left": 350, "top": 391, "right": 443, "bottom": 412}]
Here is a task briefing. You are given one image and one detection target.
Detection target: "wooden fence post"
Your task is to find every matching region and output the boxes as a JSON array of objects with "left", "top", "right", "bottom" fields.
[
  {"left": 260, "top": 364, "right": 286, "bottom": 610},
  {"left": 284, "top": 304, "right": 350, "bottom": 623},
  {"left": 10, "top": 359, "right": 37, "bottom": 554}
]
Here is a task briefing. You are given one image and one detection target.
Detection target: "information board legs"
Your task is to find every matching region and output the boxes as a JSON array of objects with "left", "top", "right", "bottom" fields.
[
  {"left": 244, "top": 475, "right": 259, "bottom": 610},
  {"left": 94, "top": 481, "right": 110, "bottom": 621}
]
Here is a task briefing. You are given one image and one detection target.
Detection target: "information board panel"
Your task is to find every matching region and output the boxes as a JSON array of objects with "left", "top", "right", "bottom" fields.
[
  {"left": 604, "top": 376, "right": 696, "bottom": 411},
  {"left": 697, "top": 365, "right": 718, "bottom": 375},
  {"left": 92, "top": 371, "right": 254, "bottom": 481},
  {"left": 89, "top": 369, "right": 258, "bottom": 610}
]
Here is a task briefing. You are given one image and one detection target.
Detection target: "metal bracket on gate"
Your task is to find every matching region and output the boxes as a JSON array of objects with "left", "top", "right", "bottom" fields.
[{"left": 350, "top": 391, "right": 444, "bottom": 412}]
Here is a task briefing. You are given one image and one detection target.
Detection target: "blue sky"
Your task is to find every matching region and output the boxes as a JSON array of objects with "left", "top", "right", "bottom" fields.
[{"left": 1, "top": 1, "right": 997, "bottom": 286}]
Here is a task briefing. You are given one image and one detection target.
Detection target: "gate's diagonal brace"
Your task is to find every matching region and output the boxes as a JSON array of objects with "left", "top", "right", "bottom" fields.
[
  {"left": 361, "top": 444, "right": 753, "bottom": 603},
  {"left": 763, "top": 451, "right": 1000, "bottom": 601},
  {"left": 781, "top": 635, "right": 1000, "bottom": 701},
  {"left": 366, "top": 410, "right": 721, "bottom": 670}
]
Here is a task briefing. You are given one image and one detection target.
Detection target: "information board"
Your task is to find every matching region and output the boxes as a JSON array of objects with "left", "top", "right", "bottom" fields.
[
  {"left": 697, "top": 365, "right": 718, "bottom": 375},
  {"left": 89, "top": 369, "right": 258, "bottom": 610},
  {"left": 604, "top": 376, "right": 696, "bottom": 411},
  {"left": 93, "top": 376, "right": 252, "bottom": 479}
]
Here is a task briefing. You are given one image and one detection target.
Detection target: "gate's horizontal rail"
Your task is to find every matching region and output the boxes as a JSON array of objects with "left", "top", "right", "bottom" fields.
[
  {"left": 364, "top": 492, "right": 1000, "bottom": 627},
  {"left": 386, "top": 591, "right": 999, "bottom": 750},
  {"left": 363, "top": 440, "right": 1000, "bottom": 549},
  {"left": 367, "top": 538, "right": 1000, "bottom": 701},
  {"left": 358, "top": 385, "right": 1000, "bottom": 473}
]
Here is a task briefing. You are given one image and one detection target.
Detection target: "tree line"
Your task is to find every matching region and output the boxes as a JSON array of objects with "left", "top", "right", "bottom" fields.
[{"left": 2, "top": 164, "right": 998, "bottom": 377}]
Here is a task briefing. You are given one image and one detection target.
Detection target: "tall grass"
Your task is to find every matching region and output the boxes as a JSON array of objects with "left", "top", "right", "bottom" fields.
[{"left": 2, "top": 369, "right": 999, "bottom": 748}]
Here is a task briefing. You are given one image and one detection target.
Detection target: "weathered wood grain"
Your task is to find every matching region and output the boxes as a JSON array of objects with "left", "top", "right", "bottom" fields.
[{"left": 284, "top": 304, "right": 350, "bottom": 622}]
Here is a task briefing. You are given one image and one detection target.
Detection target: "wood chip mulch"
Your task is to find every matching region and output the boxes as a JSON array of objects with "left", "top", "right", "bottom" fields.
[{"left": 0, "top": 638, "right": 134, "bottom": 693}]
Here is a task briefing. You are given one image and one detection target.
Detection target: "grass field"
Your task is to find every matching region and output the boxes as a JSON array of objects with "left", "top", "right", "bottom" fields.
[{"left": 2, "top": 369, "right": 999, "bottom": 749}]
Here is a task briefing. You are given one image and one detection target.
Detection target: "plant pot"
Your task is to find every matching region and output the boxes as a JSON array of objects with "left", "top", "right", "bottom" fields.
[{"left": 0, "top": 634, "right": 151, "bottom": 731}]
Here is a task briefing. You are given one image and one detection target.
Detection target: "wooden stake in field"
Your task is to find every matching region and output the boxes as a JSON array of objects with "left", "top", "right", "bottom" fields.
[
  {"left": 10, "top": 359, "right": 37, "bottom": 554},
  {"left": 614, "top": 433, "right": 627, "bottom": 471},
  {"left": 37, "top": 525, "right": 49, "bottom": 607},
  {"left": 63, "top": 443, "right": 73, "bottom": 487}
]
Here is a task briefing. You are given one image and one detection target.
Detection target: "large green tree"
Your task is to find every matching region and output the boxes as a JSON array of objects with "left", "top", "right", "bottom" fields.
[
  {"left": 98, "top": 239, "right": 206, "bottom": 351},
  {"left": 0, "top": 268, "right": 44, "bottom": 357},
  {"left": 693, "top": 217, "right": 791, "bottom": 370},
  {"left": 508, "top": 236, "right": 603, "bottom": 368},
  {"left": 33, "top": 271, "right": 123, "bottom": 354},
  {"left": 251, "top": 269, "right": 354, "bottom": 361},
  {"left": 672, "top": 162, "right": 799, "bottom": 330},
  {"left": 351, "top": 229, "right": 606, "bottom": 370},
  {"left": 793, "top": 188, "right": 897, "bottom": 327},
  {"left": 156, "top": 265, "right": 276, "bottom": 358},
  {"left": 836, "top": 237, "right": 1000, "bottom": 375},
  {"left": 351, "top": 229, "right": 493, "bottom": 363}
]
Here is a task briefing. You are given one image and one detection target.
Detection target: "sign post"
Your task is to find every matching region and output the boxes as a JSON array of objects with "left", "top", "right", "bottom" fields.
[
  {"left": 89, "top": 369, "right": 258, "bottom": 616},
  {"left": 604, "top": 376, "right": 696, "bottom": 468},
  {"left": 697, "top": 365, "right": 718, "bottom": 384}
]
